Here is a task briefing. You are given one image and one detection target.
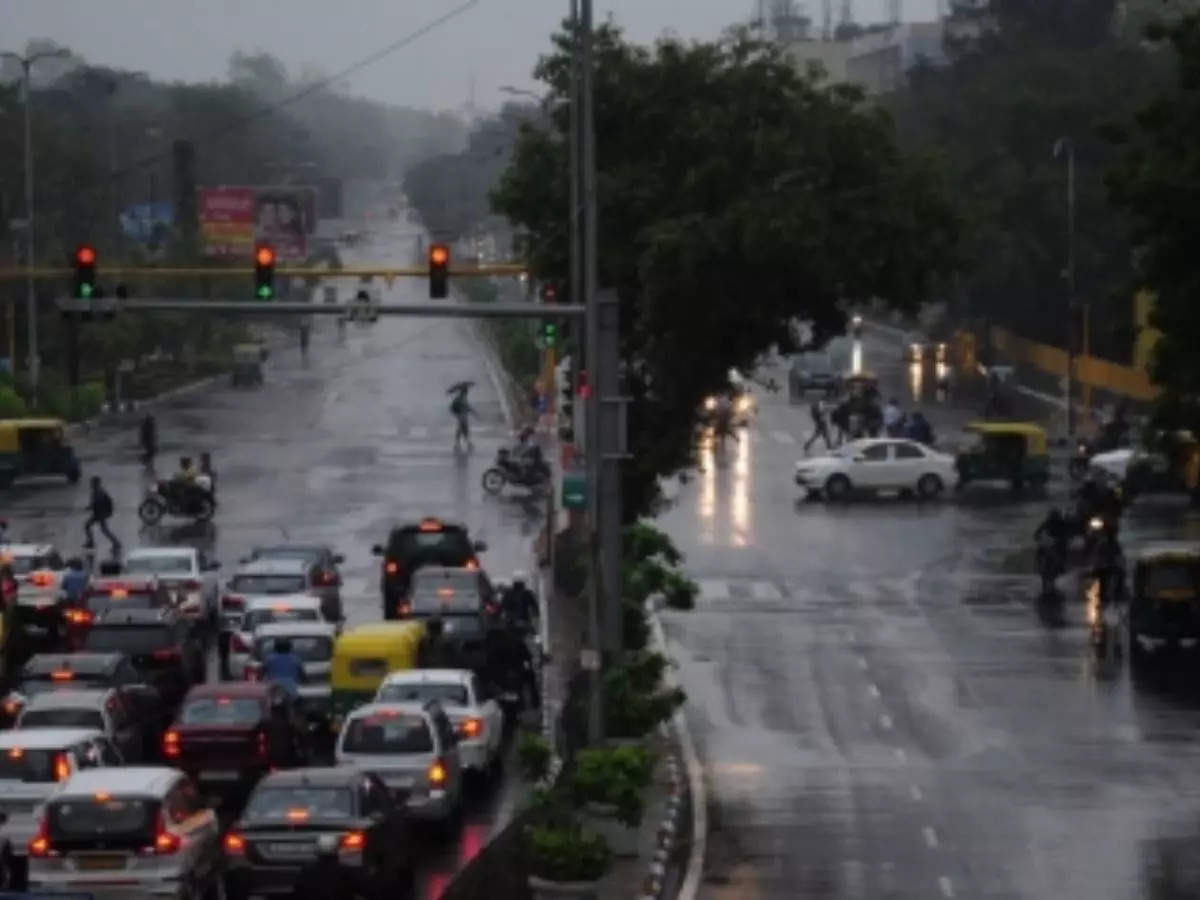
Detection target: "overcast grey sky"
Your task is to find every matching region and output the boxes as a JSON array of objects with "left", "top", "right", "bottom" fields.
[{"left": 0, "top": 0, "right": 941, "bottom": 112}]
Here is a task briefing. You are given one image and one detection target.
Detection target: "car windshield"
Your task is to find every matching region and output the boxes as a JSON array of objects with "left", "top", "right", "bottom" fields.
[
  {"left": 124, "top": 555, "right": 193, "bottom": 576},
  {"left": 20, "top": 708, "right": 104, "bottom": 730},
  {"left": 232, "top": 575, "right": 307, "bottom": 594},
  {"left": 390, "top": 529, "right": 473, "bottom": 562},
  {"left": 253, "top": 635, "right": 332, "bottom": 661},
  {"left": 9, "top": 555, "right": 56, "bottom": 576},
  {"left": 243, "top": 608, "right": 319, "bottom": 631},
  {"left": 0, "top": 748, "right": 67, "bottom": 783},
  {"left": 48, "top": 797, "right": 156, "bottom": 840},
  {"left": 254, "top": 548, "right": 321, "bottom": 565},
  {"left": 245, "top": 786, "right": 354, "bottom": 820},
  {"left": 377, "top": 682, "right": 469, "bottom": 706},
  {"left": 343, "top": 713, "right": 434, "bottom": 754},
  {"left": 180, "top": 697, "right": 263, "bottom": 726},
  {"left": 83, "top": 625, "right": 173, "bottom": 655},
  {"left": 1139, "top": 562, "right": 1200, "bottom": 595}
]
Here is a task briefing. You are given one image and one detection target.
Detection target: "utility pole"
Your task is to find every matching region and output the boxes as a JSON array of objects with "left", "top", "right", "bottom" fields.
[
  {"left": 1054, "top": 137, "right": 1076, "bottom": 438},
  {"left": 1, "top": 47, "right": 69, "bottom": 407}
]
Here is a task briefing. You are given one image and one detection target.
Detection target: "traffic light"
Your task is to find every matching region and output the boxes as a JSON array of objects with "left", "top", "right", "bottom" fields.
[
  {"left": 542, "top": 283, "right": 558, "bottom": 303},
  {"left": 74, "top": 245, "right": 96, "bottom": 299},
  {"left": 556, "top": 355, "right": 574, "bottom": 442},
  {"left": 254, "top": 244, "right": 276, "bottom": 300},
  {"left": 429, "top": 243, "right": 449, "bottom": 299},
  {"left": 543, "top": 321, "right": 557, "bottom": 348}
]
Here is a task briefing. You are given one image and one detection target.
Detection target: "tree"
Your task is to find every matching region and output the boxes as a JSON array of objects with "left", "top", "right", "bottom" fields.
[
  {"left": 1109, "top": 13, "right": 1200, "bottom": 411},
  {"left": 493, "top": 24, "right": 958, "bottom": 519}
]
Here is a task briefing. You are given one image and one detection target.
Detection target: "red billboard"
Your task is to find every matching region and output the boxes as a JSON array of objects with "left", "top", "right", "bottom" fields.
[{"left": 199, "top": 186, "right": 317, "bottom": 261}]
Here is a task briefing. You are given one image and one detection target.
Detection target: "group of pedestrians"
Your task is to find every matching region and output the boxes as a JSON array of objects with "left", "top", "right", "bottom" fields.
[{"left": 804, "top": 393, "right": 935, "bottom": 453}]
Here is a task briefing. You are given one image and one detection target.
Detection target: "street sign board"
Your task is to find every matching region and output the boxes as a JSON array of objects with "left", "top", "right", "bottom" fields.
[{"left": 562, "top": 470, "right": 587, "bottom": 509}]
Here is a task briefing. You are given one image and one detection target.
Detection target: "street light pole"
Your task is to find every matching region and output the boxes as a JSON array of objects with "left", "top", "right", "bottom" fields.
[
  {"left": 1054, "top": 137, "right": 1076, "bottom": 438},
  {"left": 3, "top": 48, "right": 69, "bottom": 407}
]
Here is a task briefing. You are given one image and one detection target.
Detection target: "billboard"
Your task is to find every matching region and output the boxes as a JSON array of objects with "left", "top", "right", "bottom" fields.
[{"left": 198, "top": 186, "right": 318, "bottom": 261}]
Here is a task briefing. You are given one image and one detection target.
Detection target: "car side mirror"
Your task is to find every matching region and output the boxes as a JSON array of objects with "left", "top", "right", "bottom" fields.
[
  {"left": 333, "top": 553, "right": 345, "bottom": 565},
  {"left": 206, "top": 561, "right": 221, "bottom": 571},
  {"left": 473, "top": 540, "right": 487, "bottom": 553},
  {"left": 371, "top": 545, "right": 383, "bottom": 556}
]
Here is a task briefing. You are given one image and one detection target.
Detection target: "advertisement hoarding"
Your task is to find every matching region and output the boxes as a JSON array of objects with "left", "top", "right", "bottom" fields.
[{"left": 198, "top": 186, "right": 318, "bottom": 261}]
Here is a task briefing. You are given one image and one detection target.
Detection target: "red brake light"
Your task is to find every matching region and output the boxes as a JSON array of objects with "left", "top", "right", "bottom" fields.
[
  {"left": 465, "top": 559, "right": 479, "bottom": 570},
  {"left": 231, "top": 633, "right": 250, "bottom": 653},
  {"left": 28, "top": 571, "right": 54, "bottom": 587},
  {"left": 222, "top": 594, "right": 246, "bottom": 611},
  {"left": 257, "top": 729, "right": 268, "bottom": 760},
  {"left": 152, "top": 647, "right": 180, "bottom": 662},
  {"left": 385, "top": 561, "right": 399, "bottom": 575},
  {"left": 163, "top": 730, "right": 181, "bottom": 759},
  {"left": 429, "top": 759, "right": 447, "bottom": 786},
  {"left": 340, "top": 830, "right": 366, "bottom": 851},
  {"left": 53, "top": 752, "right": 70, "bottom": 781},
  {"left": 28, "top": 818, "right": 55, "bottom": 858},
  {"left": 65, "top": 609, "right": 93, "bottom": 625},
  {"left": 180, "top": 579, "right": 202, "bottom": 591},
  {"left": 2, "top": 698, "right": 21, "bottom": 716},
  {"left": 50, "top": 670, "right": 74, "bottom": 681},
  {"left": 459, "top": 717, "right": 482, "bottom": 738},
  {"left": 223, "top": 831, "right": 246, "bottom": 855},
  {"left": 397, "top": 602, "right": 411, "bottom": 616},
  {"left": 419, "top": 518, "right": 443, "bottom": 532},
  {"left": 153, "top": 811, "right": 180, "bottom": 855}
]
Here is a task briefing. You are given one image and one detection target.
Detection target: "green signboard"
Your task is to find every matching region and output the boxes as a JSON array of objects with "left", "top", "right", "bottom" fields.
[{"left": 562, "top": 471, "right": 587, "bottom": 509}]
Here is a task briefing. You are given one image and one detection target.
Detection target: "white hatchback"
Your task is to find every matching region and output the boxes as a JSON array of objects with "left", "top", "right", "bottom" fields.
[
  {"left": 227, "top": 594, "right": 327, "bottom": 680},
  {"left": 795, "top": 438, "right": 957, "bottom": 501}
]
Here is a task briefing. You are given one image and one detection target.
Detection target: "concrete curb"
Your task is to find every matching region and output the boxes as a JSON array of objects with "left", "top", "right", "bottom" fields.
[{"left": 649, "top": 603, "right": 707, "bottom": 900}]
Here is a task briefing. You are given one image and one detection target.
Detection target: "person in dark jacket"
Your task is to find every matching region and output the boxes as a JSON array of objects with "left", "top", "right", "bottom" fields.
[
  {"left": 804, "top": 399, "right": 832, "bottom": 453},
  {"left": 83, "top": 477, "right": 120, "bottom": 554},
  {"left": 139, "top": 414, "right": 157, "bottom": 467}
]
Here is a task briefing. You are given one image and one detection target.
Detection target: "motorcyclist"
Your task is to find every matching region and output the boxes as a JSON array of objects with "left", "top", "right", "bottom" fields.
[
  {"left": 501, "top": 571, "right": 539, "bottom": 627},
  {"left": 483, "top": 623, "right": 539, "bottom": 711},
  {"left": 290, "top": 834, "right": 366, "bottom": 900},
  {"left": 1089, "top": 521, "right": 1127, "bottom": 609},
  {"left": 139, "top": 414, "right": 157, "bottom": 467},
  {"left": 199, "top": 452, "right": 216, "bottom": 500},
  {"left": 712, "top": 395, "right": 738, "bottom": 451},
  {"left": 1033, "top": 508, "right": 1071, "bottom": 594},
  {"left": 512, "top": 428, "right": 549, "bottom": 482},
  {"left": 59, "top": 558, "right": 89, "bottom": 608},
  {"left": 262, "top": 637, "right": 305, "bottom": 698}
]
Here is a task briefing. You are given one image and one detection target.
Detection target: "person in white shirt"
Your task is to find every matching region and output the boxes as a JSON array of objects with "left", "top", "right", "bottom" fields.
[{"left": 883, "top": 398, "right": 904, "bottom": 436}]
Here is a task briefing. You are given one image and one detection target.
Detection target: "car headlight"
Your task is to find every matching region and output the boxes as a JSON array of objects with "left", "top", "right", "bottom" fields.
[
  {"left": 736, "top": 396, "right": 751, "bottom": 413},
  {"left": 1088, "top": 516, "right": 1104, "bottom": 531},
  {"left": 704, "top": 397, "right": 717, "bottom": 411}
]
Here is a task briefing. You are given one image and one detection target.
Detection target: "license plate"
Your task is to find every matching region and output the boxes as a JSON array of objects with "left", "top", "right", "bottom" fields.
[
  {"left": 200, "top": 769, "right": 240, "bottom": 781},
  {"left": 268, "top": 842, "right": 313, "bottom": 857},
  {"left": 76, "top": 853, "right": 125, "bottom": 870}
]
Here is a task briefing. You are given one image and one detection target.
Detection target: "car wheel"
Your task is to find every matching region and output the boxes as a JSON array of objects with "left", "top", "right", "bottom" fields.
[
  {"left": 137, "top": 497, "right": 165, "bottom": 525},
  {"left": 917, "top": 473, "right": 944, "bottom": 500},
  {"left": 824, "top": 474, "right": 852, "bottom": 502}
]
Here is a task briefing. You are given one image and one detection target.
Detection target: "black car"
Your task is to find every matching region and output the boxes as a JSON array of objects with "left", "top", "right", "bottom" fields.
[
  {"left": 81, "top": 608, "right": 204, "bottom": 713},
  {"left": 372, "top": 518, "right": 486, "bottom": 619},
  {"left": 1, "top": 652, "right": 165, "bottom": 733},
  {"left": 223, "top": 766, "right": 415, "bottom": 899}
]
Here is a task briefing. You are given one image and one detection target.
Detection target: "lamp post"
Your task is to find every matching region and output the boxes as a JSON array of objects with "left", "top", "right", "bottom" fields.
[
  {"left": 2, "top": 47, "right": 69, "bottom": 406},
  {"left": 1054, "top": 136, "right": 1076, "bottom": 438}
]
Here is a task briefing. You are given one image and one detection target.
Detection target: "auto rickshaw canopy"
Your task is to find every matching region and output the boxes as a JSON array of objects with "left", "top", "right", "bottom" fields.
[
  {"left": 0, "top": 419, "right": 68, "bottom": 453},
  {"left": 964, "top": 421, "right": 1048, "bottom": 455}
]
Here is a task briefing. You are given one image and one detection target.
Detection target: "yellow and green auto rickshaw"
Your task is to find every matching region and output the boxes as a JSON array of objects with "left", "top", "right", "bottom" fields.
[
  {"left": 0, "top": 419, "right": 81, "bottom": 489},
  {"left": 330, "top": 620, "right": 424, "bottom": 730},
  {"left": 230, "top": 343, "right": 265, "bottom": 388},
  {"left": 1128, "top": 543, "right": 1200, "bottom": 665},
  {"left": 954, "top": 421, "right": 1049, "bottom": 492}
]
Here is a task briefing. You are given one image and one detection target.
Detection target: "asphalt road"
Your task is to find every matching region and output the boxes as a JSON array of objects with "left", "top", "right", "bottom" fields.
[
  {"left": 660, "top": 332, "right": 1200, "bottom": 899},
  {"left": 1, "top": 225, "right": 538, "bottom": 898}
]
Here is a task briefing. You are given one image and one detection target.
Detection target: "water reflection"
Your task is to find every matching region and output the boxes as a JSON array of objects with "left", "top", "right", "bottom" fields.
[
  {"left": 908, "top": 361, "right": 923, "bottom": 403},
  {"left": 731, "top": 431, "right": 751, "bottom": 547},
  {"left": 851, "top": 340, "right": 863, "bottom": 375},
  {"left": 699, "top": 440, "right": 715, "bottom": 543}
]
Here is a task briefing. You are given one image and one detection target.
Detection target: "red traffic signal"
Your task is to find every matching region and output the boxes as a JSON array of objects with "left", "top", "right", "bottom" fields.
[
  {"left": 429, "top": 244, "right": 449, "bottom": 266},
  {"left": 254, "top": 245, "right": 275, "bottom": 267},
  {"left": 429, "top": 243, "right": 449, "bottom": 299},
  {"left": 76, "top": 245, "right": 97, "bottom": 266},
  {"left": 254, "top": 244, "right": 276, "bottom": 300}
]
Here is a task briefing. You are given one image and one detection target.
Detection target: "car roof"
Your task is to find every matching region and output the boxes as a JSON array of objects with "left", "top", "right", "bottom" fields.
[
  {"left": 1135, "top": 541, "right": 1200, "bottom": 562},
  {"left": 0, "top": 728, "right": 105, "bottom": 749},
  {"left": 256, "top": 766, "right": 362, "bottom": 789},
  {"left": 24, "top": 688, "right": 111, "bottom": 710},
  {"left": 125, "top": 547, "right": 197, "bottom": 560},
  {"left": 23, "top": 653, "right": 123, "bottom": 676},
  {"left": 245, "top": 593, "right": 322, "bottom": 611},
  {"left": 235, "top": 558, "right": 310, "bottom": 575},
  {"left": 0, "top": 543, "right": 56, "bottom": 556},
  {"left": 348, "top": 701, "right": 434, "bottom": 721},
  {"left": 93, "top": 608, "right": 174, "bottom": 626},
  {"left": 56, "top": 766, "right": 179, "bottom": 799},
  {"left": 380, "top": 668, "right": 472, "bottom": 687},
  {"left": 254, "top": 621, "right": 337, "bottom": 639},
  {"left": 184, "top": 682, "right": 269, "bottom": 701},
  {"left": 253, "top": 544, "right": 328, "bottom": 557}
]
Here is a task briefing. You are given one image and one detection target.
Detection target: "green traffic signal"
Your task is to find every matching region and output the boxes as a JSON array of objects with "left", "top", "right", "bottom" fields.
[
  {"left": 256, "top": 284, "right": 274, "bottom": 300},
  {"left": 544, "top": 322, "right": 557, "bottom": 347},
  {"left": 79, "top": 283, "right": 94, "bottom": 299}
]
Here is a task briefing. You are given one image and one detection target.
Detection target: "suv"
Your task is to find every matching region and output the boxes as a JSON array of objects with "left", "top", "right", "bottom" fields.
[
  {"left": 27, "top": 767, "right": 222, "bottom": 898},
  {"left": 15, "top": 687, "right": 147, "bottom": 763},
  {"left": 81, "top": 608, "right": 204, "bottom": 711},
  {"left": 0, "top": 727, "right": 123, "bottom": 871},
  {"left": 163, "top": 683, "right": 310, "bottom": 795},
  {"left": 1, "top": 652, "right": 164, "bottom": 734},
  {"left": 335, "top": 699, "right": 464, "bottom": 827},
  {"left": 372, "top": 518, "right": 486, "bottom": 619}
]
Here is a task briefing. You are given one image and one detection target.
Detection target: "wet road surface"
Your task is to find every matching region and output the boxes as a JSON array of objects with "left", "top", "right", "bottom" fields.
[
  {"left": 660, "top": 332, "right": 1200, "bottom": 899},
  {"left": 1, "top": 226, "right": 538, "bottom": 897}
]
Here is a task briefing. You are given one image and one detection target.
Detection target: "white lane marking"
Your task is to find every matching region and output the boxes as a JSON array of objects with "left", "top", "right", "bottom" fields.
[
  {"left": 923, "top": 826, "right": 939, "bottom": 849},
  {"left": 409, "top": 425, "right": 430, "bottom": 439},
  {"left": 879, "top": 713, "right": 894, "bottom": 730},
  {"left": 939, "top": 875, "right": 955, "bottom": 898},
  {"left": 910, "top": 785, "right": 923, "bottom": 801},
  {"left": 894, "top": 747, "right": 907, "bottom": 763},
  {"left": 695, "top": 579, "right": 730, "bottom": 601},
  {"left": 771, "top": 429, "right": 796, "bottom": 444},
  {"left": 867, "top": 684, "right": 881, "bottom": 700},
  {"left": 750, "top": 581, "right": 784, "bottom": 601}
]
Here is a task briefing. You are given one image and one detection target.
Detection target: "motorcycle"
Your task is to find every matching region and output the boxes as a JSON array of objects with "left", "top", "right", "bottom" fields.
[
  {"left": 482, "top": 446, "right": 550, "bottom": 495},
  {"left": 1069, "top": 439, "right": 1092, "bottom": 481},
  {"left": 138, "top": 479, "right": 216, "bottom": 525},
  {"left": 1035, "top": 536, "right": 1066, "bottom": 595}
]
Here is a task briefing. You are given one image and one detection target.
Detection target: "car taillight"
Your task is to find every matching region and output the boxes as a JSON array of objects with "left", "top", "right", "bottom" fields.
[
  {"left": 256, "top": 729, "right": 268, "bottom": 760},
  {"left": 385, "top": 561, "right": 399, "bottom": 575},
  {"left": 340, "top": 830, "right": 365, "bottom": 851},
  {"left": 28, "top": 818, "right": 56, "bottom": 858},
  {"left": 459, "top": 717, "right": 482, "bottom": 739},
  {"left": 486, "top": 602, "right": 498, "bottom": 616},
  {"left": 152, "top": 811, "right": 180, "bottom": 855},
  {"left": 163, "top": 730, "right": 181, "bottom": 759},
  {"left": 53, "top": 753, "right": 70, "bottom": 781},
  {"left": 231, "top": 633, "right": 250, "bottom": 653},
  {"left": 65, "top": 609, "right": 92, "bottom": 625},
  {"left": 223, "top": 831, "right": 246, "bottom": 855},
  {"left": 2, "top": 696, "right": 22, "bottom": 716},
  {"left": 152, "top": 647, "right": 181, "bottom": 662},
  {"left": 316, "top": 571, "right": 337, "bottom": 586},
  {"left": 429, "top": 759, "right": 447, "bottom": 786},
  {"left": 244, "top": 663, "right": 262, "bottom": 682},
  {"left": 397, "top": 602, "right": 411, "bottom": 616},
  {"left": 222, "top": 594, "right": 245, "bottom": 611}
]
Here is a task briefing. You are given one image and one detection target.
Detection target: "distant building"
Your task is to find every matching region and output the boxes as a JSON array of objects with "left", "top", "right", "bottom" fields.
[{"left": 786, "top": 21, "right": 948, "bottom": 95}]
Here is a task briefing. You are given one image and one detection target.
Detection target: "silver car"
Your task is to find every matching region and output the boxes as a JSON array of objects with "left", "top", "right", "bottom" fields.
[
  {"left": 335, "top": 700, "right": 464, "bottom": 826},
  {"left": 27, "top": 766, "right": 222, "bottom": 899},
  {"left": 242, "top": 544, "right": 344, "bottom": 622},
  {"left": 250, "top": 621, "right": 338, "bottom": 727}
]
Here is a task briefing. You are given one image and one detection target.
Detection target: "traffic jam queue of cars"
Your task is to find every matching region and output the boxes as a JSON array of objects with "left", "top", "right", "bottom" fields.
[{"left": 0, "top": 516, "right": 529, "bottom": 897}]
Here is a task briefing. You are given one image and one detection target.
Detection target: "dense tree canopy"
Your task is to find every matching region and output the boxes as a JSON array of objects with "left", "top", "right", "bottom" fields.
[
  {"left": 493, "top": 25, "right": 957, "bottom": 519},
  {"left": 1109, "top": 12, "right": 1200, "bottom": 411}
]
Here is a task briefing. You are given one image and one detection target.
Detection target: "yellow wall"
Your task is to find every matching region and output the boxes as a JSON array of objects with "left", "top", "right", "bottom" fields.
[{"left": 990, "top": 325, "right": 1161, "bottom": 402}]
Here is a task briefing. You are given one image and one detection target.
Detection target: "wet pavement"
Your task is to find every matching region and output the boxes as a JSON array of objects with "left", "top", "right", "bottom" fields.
[
  {"left": 0, "top": 226, "right": 540, "bottom": 898},
  {"left": 659, "top": 333, "right": 1200, "bottom": 899}
]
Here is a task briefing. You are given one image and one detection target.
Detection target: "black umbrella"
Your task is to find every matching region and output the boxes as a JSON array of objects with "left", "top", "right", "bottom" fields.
[{"left": 446, "top": 380, "right": 475, "bottom": 395}]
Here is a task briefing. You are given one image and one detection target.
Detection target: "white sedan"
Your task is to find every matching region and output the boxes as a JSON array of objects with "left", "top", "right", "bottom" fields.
[
  {"left": 123, "top": 546, "right": 221, "bottom": 626},
  {"left": 795, "top": 438, "right": 956, "bottom": 501}
]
